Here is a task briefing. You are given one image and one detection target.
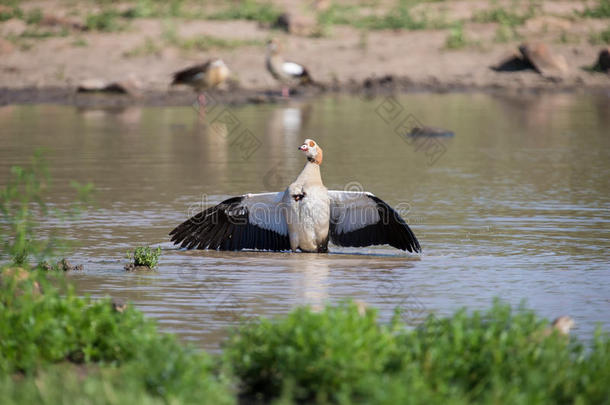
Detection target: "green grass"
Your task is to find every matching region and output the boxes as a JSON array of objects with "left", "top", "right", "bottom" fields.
[
  {"left": 207, "top": 0, "right": 282, "bottom": 24},
  {"left": 444, "top": 23, "right": 469, "bottom": 49},
  {"left": 473, "top": 4, "right": 539, "bottom": 27},
  {"left": 581, "top": 0, "right": 610, "bottom": 18},
  {"left": 122, "top": 0, "right": 205, "bottom": 19},
  {"left": 0, "top": 4, "right": 22, "bottom": 22},
  {"left": 494, "top": 22, "right": 521, "bottom": 43},
  {"left": 172, "top": 35, "right": 262, "bottom": 51},
  {"left": 85, "top": 10, "right": 124, "bottom": 32},
  {"left": 123, "top": 37, "right": 161, "bottom": 57},
  {"left": 161, "top": 23, "right": 262, "bottom": 52},
  {"left": 589, "top": 25, "right": 610, "bottom": 44},
  {"left": 71, "top": 37, "right": 88, "bottom": 47},
  {"left": 316, "top": 0, "right": 448, "bottom": 32}
]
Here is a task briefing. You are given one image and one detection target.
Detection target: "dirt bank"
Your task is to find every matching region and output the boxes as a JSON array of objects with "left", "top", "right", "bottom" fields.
[{"left": 1, "top": 0, "right": 609, "bottom": 106}]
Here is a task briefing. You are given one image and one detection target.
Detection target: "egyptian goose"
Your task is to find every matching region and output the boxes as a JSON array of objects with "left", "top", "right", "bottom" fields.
[
  {"left": 171, "top": 58, "right": 230, "bottom": 91},
  {"left": 171, "top": 59, "right": 230, "bottom": 109},
  {"left": 170, "top": 139, "right": 421, "bottom": 254},
  {"left": 266, "top": 39, "right": 313, "bottom": 97}
]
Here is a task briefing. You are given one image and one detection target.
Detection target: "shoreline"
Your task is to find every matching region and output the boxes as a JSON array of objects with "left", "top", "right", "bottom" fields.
[{"left": 2, "top": 79, "right": 609, "bottom": 108}]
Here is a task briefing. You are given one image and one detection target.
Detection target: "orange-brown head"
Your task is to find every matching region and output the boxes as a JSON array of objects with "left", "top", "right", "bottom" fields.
[{"left": 298, "top": 139, "right": 323, "bottom": 164}]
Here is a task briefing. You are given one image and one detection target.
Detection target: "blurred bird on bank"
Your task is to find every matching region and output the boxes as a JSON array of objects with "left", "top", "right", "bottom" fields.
[
  {"left": 266, "top": 39, "right": 314, "bottom": 98},
  {"left": 171, "top": 58, "right": 230, "bottom": 113}
]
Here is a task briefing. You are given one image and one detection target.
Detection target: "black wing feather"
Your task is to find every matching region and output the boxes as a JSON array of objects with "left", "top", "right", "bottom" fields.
[
  {"left": 330, "top": 195, "right": 421, "bottom": 253},
  {"left": 171, "top": 62, "right": 210, "bottom": 85},
  {"left": 169, "top": 196, "right": 291, "bottom": 251}
]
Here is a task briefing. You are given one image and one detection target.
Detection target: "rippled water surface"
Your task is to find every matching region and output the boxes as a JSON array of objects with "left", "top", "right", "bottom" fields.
[{"left": 1, "top": 93, "right": 609, "bottom": 350}]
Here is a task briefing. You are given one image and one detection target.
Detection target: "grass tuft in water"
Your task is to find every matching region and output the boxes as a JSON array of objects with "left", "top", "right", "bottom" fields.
[{"left": 127, "top": 246, "right": 161, "bottom": 268}]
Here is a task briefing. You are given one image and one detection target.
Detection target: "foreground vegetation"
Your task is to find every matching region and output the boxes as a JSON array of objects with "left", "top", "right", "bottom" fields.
[{"left": 0, "top": 276, "right": 608, "bottom": 405}]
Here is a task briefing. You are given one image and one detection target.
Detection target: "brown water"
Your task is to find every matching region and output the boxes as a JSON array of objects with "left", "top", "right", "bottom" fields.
[{"left": 1, "top": 93, "right": 609, "bottom": 350}]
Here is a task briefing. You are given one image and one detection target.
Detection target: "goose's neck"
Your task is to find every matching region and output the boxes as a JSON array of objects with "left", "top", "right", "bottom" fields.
[
  {"left": 295, "top": 161, "right": 322, "bottom": 185},
  {"left": 267, "top": 52, "right": 283, "bottom": 66}
]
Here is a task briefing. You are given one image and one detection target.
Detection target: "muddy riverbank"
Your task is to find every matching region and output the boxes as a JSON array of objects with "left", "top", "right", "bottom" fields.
[{"left": 1, "top": 1, "right": 609, "bottom": 106}]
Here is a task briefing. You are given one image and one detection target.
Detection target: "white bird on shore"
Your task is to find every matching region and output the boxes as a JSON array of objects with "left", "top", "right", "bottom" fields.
[
  {"left": 170, "top": 139, "right": 421, "bottom": 253},
  {"left": 265, "top": 39, "right": 315, "bottom": 98}
]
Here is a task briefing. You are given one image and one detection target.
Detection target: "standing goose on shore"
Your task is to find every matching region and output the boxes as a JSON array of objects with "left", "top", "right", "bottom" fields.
[
  {"left": 170, "top": 139, "right": 421, "bottom": 253},
  {"left": 171, "top": 59, "right": 230, "bottom": 109},
  {"left": 266, "top": 39, "right": 314, "bottom": 97}
]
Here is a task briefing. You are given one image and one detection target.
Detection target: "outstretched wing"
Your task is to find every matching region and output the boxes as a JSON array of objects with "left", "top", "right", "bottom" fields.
[
  {"left": 328, "top": 191, "right": 420, "bottom": 253},
  {"left": 169, "top": 192, "right": 291, "bottom": 251}
]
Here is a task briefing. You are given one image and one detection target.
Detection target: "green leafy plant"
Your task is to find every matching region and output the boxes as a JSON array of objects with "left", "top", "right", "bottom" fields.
[
  {"left": 224, "top": 300, "right": 610, "bottom": 404},
  {"left": 223, "top": 301, "right": 400, "bottom": 402},
  {"left": 127, "top": 246, "right": 161, "bottom": 268},
  {"left": 0, "top": 271, "right": 233, "bottom": 404}
]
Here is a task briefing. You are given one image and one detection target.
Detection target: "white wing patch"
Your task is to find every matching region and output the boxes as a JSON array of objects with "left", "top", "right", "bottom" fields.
[
  {"left": 242, "top": 192, "right": 289, "bottom": 236},
  {"left": 282, "top": 62, "right": 304, "bottom": 77},
  {"left": 328, "top": 191, "right": 380, "bottom": 234}
]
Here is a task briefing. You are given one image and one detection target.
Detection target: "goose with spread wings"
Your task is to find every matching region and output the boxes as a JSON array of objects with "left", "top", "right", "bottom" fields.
[{"left": 170, "top": 139, "right": 420, "bottom": 253}]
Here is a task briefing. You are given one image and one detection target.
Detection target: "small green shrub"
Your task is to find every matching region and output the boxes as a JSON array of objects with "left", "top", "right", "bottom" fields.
[
  {"left": 128, "top": 246, "right": 161, "bottom": 268},
  {"left": 223, "top": 302, "right": 402, "bottom": 402},
  {"left": 0, "top": 273, "right": 155, "bottom": 373},
  {"left": 0, "top": 272, "right": 233, "bottom": 404},
  {"left": 224, "top": 300, "right": 610, "bottom": 404}
]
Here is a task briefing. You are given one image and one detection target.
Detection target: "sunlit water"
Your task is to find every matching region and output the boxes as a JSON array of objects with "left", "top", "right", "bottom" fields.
[{"left": 1, "top": 93, "right": 609, "bottom": 350}]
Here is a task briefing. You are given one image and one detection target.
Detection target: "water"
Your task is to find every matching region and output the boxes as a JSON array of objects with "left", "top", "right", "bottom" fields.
[{"left": 1, "top": 93, "right": 609, "bottom": 351}]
